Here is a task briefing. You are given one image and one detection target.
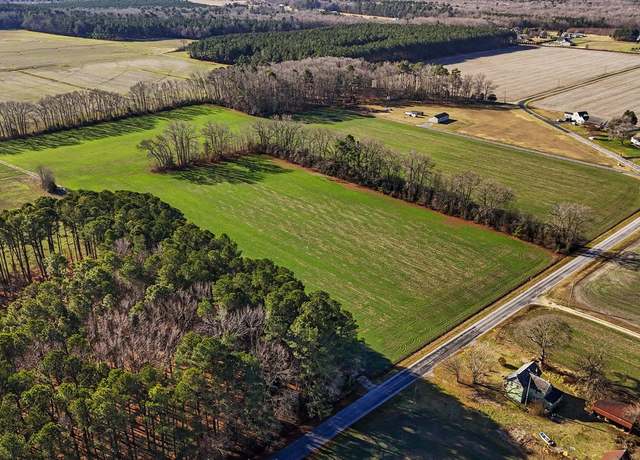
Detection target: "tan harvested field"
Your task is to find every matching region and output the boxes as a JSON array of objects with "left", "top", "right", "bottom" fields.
[
  {"left": 0, "top": 30, "right": 220, "bottom": 101},
  {"left": 436, "top": 46, "right": 640, "bottom": 102},
  {"left": 534, "top": 67, "right": 640, "bottom": 120},
  {"left": 368, "top": 103, "right": 614, "bottom": 166}
]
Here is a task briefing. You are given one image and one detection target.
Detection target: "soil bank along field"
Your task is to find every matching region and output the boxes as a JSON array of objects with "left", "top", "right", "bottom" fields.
[
  {"left": 437, "top": 47, "right": 640, "bottom": 118},
  {"left": 0, "top": 30, "right": 218, "bottom": 102},
  {"left": 2, "top": 105, "right": 640, "bottom": 366}
]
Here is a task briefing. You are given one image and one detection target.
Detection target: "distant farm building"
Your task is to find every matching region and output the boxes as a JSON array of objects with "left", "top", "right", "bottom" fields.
[
  {"left": 564, "top": 111, "right": 590, "bottom": 125},
  {"left": 429, "top": 112, "right": 450, "bottom": 124},
  {"left": 404, "top": 110, "right": 424, "bottom": 118},
  {"left": 554, "top": 37, "right": 574, "bottom": 47},
  {"left": 504, "top": 361, "right": 563, "bottom": 411},
  {"left": 601, "top": 450, "right": 631, "bottom": 460},
  {"left": 631, "top": 135, "right": 640, "bottom": 148},
  {"left": 592, "top": 400, "right": 639, "bottom": 432}
]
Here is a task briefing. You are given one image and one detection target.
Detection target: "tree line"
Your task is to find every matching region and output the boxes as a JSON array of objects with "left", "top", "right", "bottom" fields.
[
  {"left": 0, "top": 190, "right": 362, "bottom": 458},
  {"left": 138, "top": 119, "right": 592, "bottom": 253},
  {"left": 293, "top": 0, "right": 456, "bottom": 19},
  {"left": 188, "top": 23, "right": 516, "bottom": 64},
  {"left": 0, "top": 2, "right": 319, "bottom": 40},
  {"left": 0, "top": 57, "right": 495, "bottom": 140}
]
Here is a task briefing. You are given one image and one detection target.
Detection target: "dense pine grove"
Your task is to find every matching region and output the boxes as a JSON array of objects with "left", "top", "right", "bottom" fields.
[
  {"left": 189, "top": 23, "right": 516, "bottom": 64},
  {"left": 0, "top": 191, "right": 362, "bottom": 458},
  {"left": 295, "top": 0, "right": 455, "bottom": 19}
]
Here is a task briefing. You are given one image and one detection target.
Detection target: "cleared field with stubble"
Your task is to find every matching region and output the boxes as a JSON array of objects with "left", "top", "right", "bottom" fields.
[
  {"left": 534, "top": 67, "right": 640, "bottom": 119},
  {"left": 436, "top": 46, "right": 640, "bottom": 102},
  {"left": 0, "top": 30, "right": 218, "bottom": 101},
  {"left": 0, "top": 162, "right": 42, "bottom": 210},
  {"left": 0, "top": 106, "right": 552, "bottom": 367},
  {"left": 574, "top": 240, "right": 640, "bottom": 328}
]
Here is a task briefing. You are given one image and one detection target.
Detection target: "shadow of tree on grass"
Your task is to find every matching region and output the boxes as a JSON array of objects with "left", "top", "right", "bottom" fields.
[
  {"left": 171, "top": 156, "right": 291, "bottom": 185},
  {"left": 315, "top": 379, "right": 526, "bottom": 460},
  {"left": 0, "top": 105, "right": 216, "bottom": 155}
]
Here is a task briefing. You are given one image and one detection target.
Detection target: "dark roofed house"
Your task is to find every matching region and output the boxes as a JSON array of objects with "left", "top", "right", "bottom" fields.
[
  {"left": 504, "top": 361, "right": 563, "bottom": 411},
  {"left": 592, "top": 400, "right": 639, "bottom": 432}
]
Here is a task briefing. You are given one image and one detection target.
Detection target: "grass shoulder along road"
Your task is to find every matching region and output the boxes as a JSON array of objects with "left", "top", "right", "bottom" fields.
[
  {"left": 317, "top": 306, "right": 640, "bottom": 459},
  {"left": 0, "top": 105, "right": 556, "bottom": 370}
]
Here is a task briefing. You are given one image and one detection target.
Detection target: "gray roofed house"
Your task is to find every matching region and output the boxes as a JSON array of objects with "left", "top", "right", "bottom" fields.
[{"left": 504, "top": 361, "right": 563, "bottom": 411}]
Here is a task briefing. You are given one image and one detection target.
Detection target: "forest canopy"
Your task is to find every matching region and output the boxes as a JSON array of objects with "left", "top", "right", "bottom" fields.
[
  {"left": 188, "top": 23, "right": 516, "bottom": 64},
  {"left": 0, "top": 191, "right": 362, "bottom": 458}
]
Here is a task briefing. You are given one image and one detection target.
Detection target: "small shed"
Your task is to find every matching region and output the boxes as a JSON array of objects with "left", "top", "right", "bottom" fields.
[
  {"left": 592, "top": 400, "right": 639, "bottom": 432},
  {"left": 404, "top": 110, "right": 424, "bottom": 118},
  {"left": 429, "top": 112, "right": 449, "bottom": 124},
  {"left": 631, "top": 135, "right": 640, "bottom": 148}
]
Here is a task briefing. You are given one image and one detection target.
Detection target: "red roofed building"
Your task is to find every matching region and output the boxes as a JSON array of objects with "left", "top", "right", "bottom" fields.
[
  {"left": 592, "top": 400, "right": 639, "bottom": 432},
  {"left": 601, "top": 449, "right": 630, "bottom": 460}
]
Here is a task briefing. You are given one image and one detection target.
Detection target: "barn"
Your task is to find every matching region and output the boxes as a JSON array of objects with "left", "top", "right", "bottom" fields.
[
  {"left": 429, "top": 112, "right": 450, "bottom": 124},
  {"left": 592, "top": 400, "right": 639, "bottom": 432}
]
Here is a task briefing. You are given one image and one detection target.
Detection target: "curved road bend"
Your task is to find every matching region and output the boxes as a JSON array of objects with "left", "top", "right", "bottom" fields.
[{"left": 273, "top": 215, "right": 640, "bottom": 460}]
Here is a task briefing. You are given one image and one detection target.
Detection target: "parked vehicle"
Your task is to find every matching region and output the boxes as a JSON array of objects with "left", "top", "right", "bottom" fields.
[{"left": 539, "top": 431, "right": 556, "bottom": 447}]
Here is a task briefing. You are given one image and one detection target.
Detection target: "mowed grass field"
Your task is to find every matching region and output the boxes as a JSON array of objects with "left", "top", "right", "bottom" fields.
[
  {"left": 0, "top": 162, "right": 42, "bottom": 210},
  {"left": 574, "top": 240, "right": 640, "bottom": 328},
  {"left": 0, "top": 30, "right": 219, "bottom": 102},
  {"left": 534, "top": 66, "right": 640, "bottom": 120},
  {"left": 299, "top": 110, "right": 640, "bottom": 238},
  {"left": 435, "top": 46, "right": 640, "bottom": 103},
  {"left": 0, "top": 106, "right": 553, "bottom": 366},
  {"left": 320, "top": 307, "right": 640, "bottom": 459},
  {"left": 573, "top": 34, "right": 640, "bottom": 53}
]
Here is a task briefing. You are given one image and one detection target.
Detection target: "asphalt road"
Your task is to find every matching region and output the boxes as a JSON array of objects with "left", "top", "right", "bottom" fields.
[{"left": 273, "top": 215, "right": 640, "bottom": 460}]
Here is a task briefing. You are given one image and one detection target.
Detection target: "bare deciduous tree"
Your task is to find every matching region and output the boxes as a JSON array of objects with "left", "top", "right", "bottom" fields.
[
  {"left": 577, "top": 345, "right": 610, "bottom": 401},
  {"left": 35, "top": 165, "right": 57, "bottom": 193},
  {"left": 519, "top": 314, "right": 571, "bottom": 368},
  {"left": 548, "top": 202, "right": 592, "bottom": 252},
  {"left": 466, "top": 343, "right": 493, "bottom": 385}
]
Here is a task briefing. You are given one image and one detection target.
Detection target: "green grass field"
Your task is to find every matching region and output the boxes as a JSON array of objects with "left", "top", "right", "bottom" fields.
[
  {"left": 298, "top": 111, "right": 640, "bottom": 238},
  {"left": 0, "top": 106, "right": 557, "bottom": 367},
  {"left": 0, "top": 163, "right": 42, "bottom": 210},
  {"left": 593, "top": 137, "right": 640, "bottom": 159}
]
